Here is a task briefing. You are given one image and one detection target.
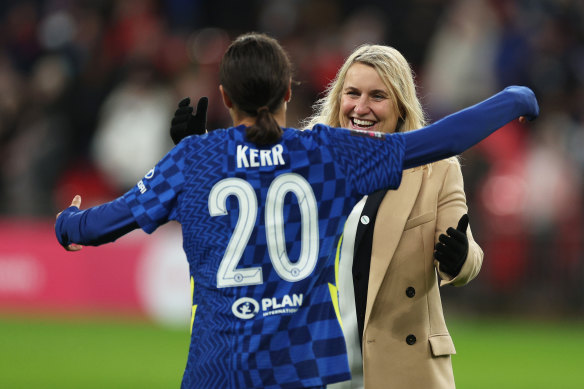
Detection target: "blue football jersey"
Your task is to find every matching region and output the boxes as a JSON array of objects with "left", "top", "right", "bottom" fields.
[{"left": 123, "top": 124, "right": 405, "bottom": 388}]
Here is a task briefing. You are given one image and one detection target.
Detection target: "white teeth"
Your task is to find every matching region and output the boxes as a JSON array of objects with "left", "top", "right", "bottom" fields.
[{"left": 353, "top": 118, "right": 375, "bottom": 127}]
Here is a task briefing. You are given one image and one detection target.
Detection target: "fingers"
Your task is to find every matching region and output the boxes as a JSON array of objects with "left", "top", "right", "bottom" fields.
[
  {"left": 57, "top": 195, "right": 82, "bottom": 219},
  {"left": 435, "top": 216, "right": 470, "bottom": 278},
  {"left": 192, "top": 97, "right": 209, "bottom": 135},
  {"left": 178, "top": 97, "right": 191, "bottom": 107},
  {"left": 66, "top": 243, "right": 83, "bottom": 252},
  {"left": 435, "top": 239, "right": 456, "bottom": 257},
  {"left": 434, "top": 242, "right": 457, "bottom": 276},
  {"left": 195, "top": 97, "right": 208, "bottom": 115},
  {"left": 438, "top": 232, "right": 465, "bottom": 252},
  {"left": 174, "top": 105, "right": 194, "bottom": 118},
  {"left": 438, "top": 234, "right": 451, "bottom": 245},
  {"left": 172, "top": 105, "right": 194, "bottom": 134},
  {"left": 445, "top": 228, "right": 467, "bottom": 246},
  {"left": 456, "top": 214, "right": 469, "bottom": 233},
  {"left": 57, "top": 195, "right": 84, "bottom": 252},
  {"left": 171, "top": 96, "right": 208, "bottom": 145},
  {"left": 71, "top": 195, "right": 81, "bottom": 209},
  {"left": 434, "top": 240, "right": 462, "bottom": 277},
  {"left": 171, "top": 116, "right": 191, "bottom": 127},
  {"left": 434, "top": 242, "right": 447, "bottom": 259}
]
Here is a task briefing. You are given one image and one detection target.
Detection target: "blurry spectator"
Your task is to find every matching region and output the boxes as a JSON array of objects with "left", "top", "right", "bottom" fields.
[
  {"left": 1, "top": 55, "right": 73, "bottom": 216},
  {"left": 91, "top": 59, "right": 174, "bottom": 193},
  {"left": 2, "top": 1, "right": 42, "bottom": 74},
  {"left": 521, "top": 116, "right": 583, "bottom": 311},
  {"left": 0, "top": 54, "right": 24, "bottom": 154},
  {"left": 422, "top": 0, "right": 500, "bottom": 118},
  {"left": 101, "top": 0, "right": 164, "bottom": 70}
]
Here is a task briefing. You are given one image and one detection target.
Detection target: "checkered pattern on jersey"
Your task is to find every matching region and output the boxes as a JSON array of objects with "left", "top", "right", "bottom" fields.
[
  {"left": 124, "top": 135, "right": 236, "bottom": 388},
  {"left": 123, "top": 125, "right": 405, "bottom": 388},
  {"left": 177, "top": 133, "right": 239, "bottom": 389},
  {"left": 232, "top": 282, "right": 351, "bottom": 388},
  {"left": 220, "top": 127, "right": 352, "bottom": 387},
  {"left": 123, "top": 143, "right": 186, "bottom": 233},
  {"left": 311, "top": 124, "right": 406, "bottom": 196}
]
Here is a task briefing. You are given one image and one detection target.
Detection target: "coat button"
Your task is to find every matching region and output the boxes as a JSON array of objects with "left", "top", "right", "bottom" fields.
[
  {"left": 360, "top": 215, "right": 370, "bottom": 225},
  {"left": 406, "top": 287, "right": 415, "bottom": 298},
  {"left": 406, "top": 334, "right": 416, "bottom": 345}
]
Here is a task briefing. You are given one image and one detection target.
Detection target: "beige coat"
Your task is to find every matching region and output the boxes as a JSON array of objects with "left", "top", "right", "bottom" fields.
[{"left": 360, "top": 158, "right": 483, "bottom": 388}]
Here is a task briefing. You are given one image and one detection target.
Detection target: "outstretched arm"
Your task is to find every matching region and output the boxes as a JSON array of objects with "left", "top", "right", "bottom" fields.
[
  {"left": 402, "top": 86, "right": 538, "bottom": 169},
  {"left": 55, "top": 195, "right": 139, "bottom": 250}
]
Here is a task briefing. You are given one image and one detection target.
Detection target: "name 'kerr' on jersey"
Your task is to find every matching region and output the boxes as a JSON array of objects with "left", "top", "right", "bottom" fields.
[{"left": 236, "top": 144, "right": 285, "bottom": 168}]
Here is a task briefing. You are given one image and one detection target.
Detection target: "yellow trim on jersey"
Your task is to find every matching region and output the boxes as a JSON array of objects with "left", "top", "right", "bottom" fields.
[
  {"left": 328, "top": 233, "right": 343, "bottom": 329},
  {"left": 190, "top": 276, "right": 197, "bottom": 333}
]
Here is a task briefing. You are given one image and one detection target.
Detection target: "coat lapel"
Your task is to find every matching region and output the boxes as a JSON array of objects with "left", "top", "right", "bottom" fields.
[{"left": 364, "top": 168, "right": 424, "bottom": 331}]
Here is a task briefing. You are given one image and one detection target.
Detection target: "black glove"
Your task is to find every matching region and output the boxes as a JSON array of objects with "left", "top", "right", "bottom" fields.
[
  {"left": 170, "top": 97, "right": 208, "bottom": 145},
  {"left": 434, "top": 214, "right": 469, "bottom": 278}
]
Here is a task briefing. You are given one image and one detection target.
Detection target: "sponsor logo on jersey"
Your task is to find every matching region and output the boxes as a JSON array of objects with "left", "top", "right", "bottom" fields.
[
  {"left": 261, "top": 293, "right": 303, "bottom": 317},
  {"left": 232, "top": 293, "right": 304, "bottom": 319},
  {"left": 232, "top": 297, "right": 260, "bottom": 319},
  {"left": 145, "top": 168, "right": 155, "bottom": 179},
  {"left": 137, "top": 180, "right": 147, "bottom": 194},
  {"left": 137, "top": 168, "right": 155, "bottom": 194}
]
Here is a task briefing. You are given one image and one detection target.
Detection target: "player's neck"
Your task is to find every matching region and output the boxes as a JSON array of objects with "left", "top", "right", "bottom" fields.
[{"left": 231, "top": 105, "right": 287, "bottom": 128}]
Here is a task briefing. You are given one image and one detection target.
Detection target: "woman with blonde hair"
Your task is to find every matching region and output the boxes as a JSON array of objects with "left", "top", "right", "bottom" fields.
[
  {"left": 306, "top": 44, "right": 484, "bottom": 388},
  {"left": 305, "top": 44, "right": 427, "bottom": 134}
]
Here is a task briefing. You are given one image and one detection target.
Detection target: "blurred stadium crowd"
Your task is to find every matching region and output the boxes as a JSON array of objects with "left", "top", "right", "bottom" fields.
[{"left": 0, "top": 0, "right": 583, "bottom": 316}]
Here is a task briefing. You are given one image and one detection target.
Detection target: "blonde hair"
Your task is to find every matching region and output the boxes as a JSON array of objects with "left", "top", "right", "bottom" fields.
[{"left": 304, "top": 44, "right": 427, "bottom": 132}]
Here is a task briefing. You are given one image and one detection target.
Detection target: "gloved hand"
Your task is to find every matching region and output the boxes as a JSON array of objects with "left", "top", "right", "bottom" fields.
[
  {"left": 434, "top": 214, "right": 469, "bottom": 278},
  {"left": 170, "top": 97, "right": 209, "bottom": 145}
]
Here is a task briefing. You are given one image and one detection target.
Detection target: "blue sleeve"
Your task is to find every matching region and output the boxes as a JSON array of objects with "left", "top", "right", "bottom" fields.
[
  {"left": 55, "top": 197, "right": 139, "bottom": 248},
  {"left": 316, "top": 125, "right": 405, "bottom": 196},
  {"left": 123, "top": 141, "right": 187, "bottom": 234},
  {"left": 402, "top": 86, "right": 539, "bottom": 169}
]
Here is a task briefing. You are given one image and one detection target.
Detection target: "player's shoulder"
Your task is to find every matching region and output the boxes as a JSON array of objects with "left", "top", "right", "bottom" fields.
[
  {"left": 284, "top": 124, "right": 325, "bottom": 136},
  {"left": 284, "top": 125, "right": 349, "bottom": 151},
  {"left": 281, "top": 125, "right": 322, "bottom": 144},
  {"left": 180, "top": 127, "right": 231, "bottom": 146}
]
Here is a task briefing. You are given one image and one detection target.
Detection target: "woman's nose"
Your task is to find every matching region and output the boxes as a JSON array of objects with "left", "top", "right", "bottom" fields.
[{"left": 353, "top": 97, "right": 369, "bottom": 115}]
